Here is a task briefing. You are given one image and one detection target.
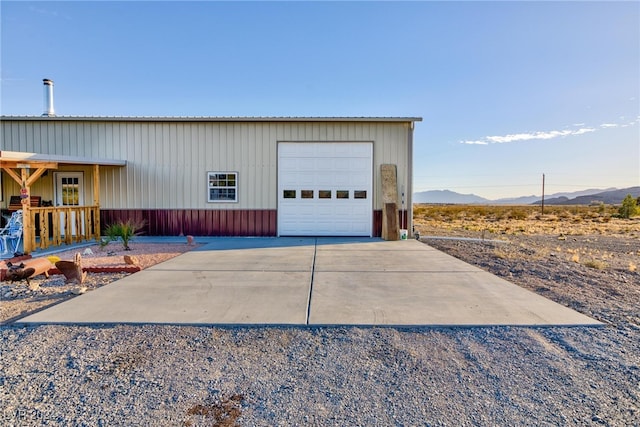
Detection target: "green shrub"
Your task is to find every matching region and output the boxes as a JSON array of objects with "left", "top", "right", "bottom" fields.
[{"left": 618, "top": 194, "right": 639, "bottom": 219}]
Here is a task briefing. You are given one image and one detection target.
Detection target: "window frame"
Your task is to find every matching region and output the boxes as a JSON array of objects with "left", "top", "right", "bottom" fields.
[
  {"left": 207, "top": 171, "right": 239, "bottom": 203},
  {"left": 319, "top": 190, "right": 332, "bottom": 199},
  {"left": 354, "top": 190, "right": 367, "bottom": 199}
]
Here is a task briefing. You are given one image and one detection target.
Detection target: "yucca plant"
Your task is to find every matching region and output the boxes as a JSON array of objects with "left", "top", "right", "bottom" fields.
[{"left": 104, "top": 219, "right": 146, "bottom": 250}]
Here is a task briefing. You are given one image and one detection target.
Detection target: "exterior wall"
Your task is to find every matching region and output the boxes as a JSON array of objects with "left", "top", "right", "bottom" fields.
[{"left": 2, "top": 118, "right": 414, "bottom": 236}]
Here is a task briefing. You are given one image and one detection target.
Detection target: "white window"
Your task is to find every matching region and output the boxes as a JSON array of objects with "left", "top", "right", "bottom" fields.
[{"left": 208, "top": 172, "right": 238, "bottom": 202}]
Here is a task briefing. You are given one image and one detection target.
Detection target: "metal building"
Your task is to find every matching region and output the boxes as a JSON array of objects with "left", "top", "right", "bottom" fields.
[{"left": 1, "top": 116, "right": 421, "bottom": 244}]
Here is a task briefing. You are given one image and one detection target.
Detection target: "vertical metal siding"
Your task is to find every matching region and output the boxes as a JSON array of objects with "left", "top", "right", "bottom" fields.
[{"left": 2, "top": 119, "right": 411, "bottom": 216}]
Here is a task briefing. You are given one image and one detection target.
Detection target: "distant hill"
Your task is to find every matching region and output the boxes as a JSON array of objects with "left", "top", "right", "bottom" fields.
[
  {"left": 413, "top": 190, "right": 490, "bottom": 204},
  {"left": 528, "top": 188, "right": 616, "bottom": 203},
  {"left": 413, "top": 187, "right": 639, "bottom": 205},
  {"left": 492, "top": 195, "right": 540, "bottom": 205},
  {"left": 533, "top": 187, "right": 640, "bottom": 205}
]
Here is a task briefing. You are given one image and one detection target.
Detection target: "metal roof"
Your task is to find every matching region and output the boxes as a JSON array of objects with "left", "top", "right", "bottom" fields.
[
  {"left": 0, "top": 150, "right": 126, "bottom": 167},
  {"left": 1, "top": 116, "right": 422, "bottom": 123}
]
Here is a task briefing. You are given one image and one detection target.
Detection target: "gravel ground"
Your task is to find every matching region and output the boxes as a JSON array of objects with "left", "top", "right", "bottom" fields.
[{"left": 1, "top": 235, "right": 639, "bottom": 426}]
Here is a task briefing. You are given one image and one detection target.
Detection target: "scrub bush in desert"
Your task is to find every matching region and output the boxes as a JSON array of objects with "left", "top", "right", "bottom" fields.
[{"left": 618, "top": 194, "right": 639, "bottom": 219}]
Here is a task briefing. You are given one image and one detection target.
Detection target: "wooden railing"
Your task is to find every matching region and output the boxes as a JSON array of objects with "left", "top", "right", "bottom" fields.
[{"left": 27, "top": 205, "right": 101, "bottom": 252}]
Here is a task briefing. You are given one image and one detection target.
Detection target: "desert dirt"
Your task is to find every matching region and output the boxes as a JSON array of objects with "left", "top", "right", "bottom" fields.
[{"left": 1, "top": 206, "right": 639, "bottom": 425}]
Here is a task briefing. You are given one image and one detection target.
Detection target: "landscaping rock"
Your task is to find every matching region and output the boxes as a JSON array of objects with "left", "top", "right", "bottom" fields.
[{"left": 123, "top": 255, "right": 139, "bottom": 265}]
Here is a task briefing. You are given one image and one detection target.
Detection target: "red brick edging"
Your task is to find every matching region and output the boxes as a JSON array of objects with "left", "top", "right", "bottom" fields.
[{"left": 47, "top": 266, "right": 142, "bottom": 275}]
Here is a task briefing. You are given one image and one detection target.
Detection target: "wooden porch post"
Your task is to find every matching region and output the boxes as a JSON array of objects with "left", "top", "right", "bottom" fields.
[
  {"left": 93, "top": 164, "right": 101, "bottom": 239},
  {"left": 2, "top": 162, "right": 57, "bottom": 254},
  {"left": 20, "top": 167, "right": 33, "bottom": 254}
]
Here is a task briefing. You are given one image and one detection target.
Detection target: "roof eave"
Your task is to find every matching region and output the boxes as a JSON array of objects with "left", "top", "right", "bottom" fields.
[
  {"left": 0, "top": 151, "right": 126, "bottom": 167},
  {"left": 1, "top": 116, "right": 422, "bottom": 123}
]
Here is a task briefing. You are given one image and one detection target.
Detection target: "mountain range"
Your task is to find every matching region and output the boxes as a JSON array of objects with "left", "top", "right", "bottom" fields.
[{"left": 413, "top": 187, "right": 640, "bottom": 205}]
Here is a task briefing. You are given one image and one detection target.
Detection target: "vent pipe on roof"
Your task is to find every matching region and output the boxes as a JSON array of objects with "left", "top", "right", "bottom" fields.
[{"left": 42, "top": 78, "right": 55, "bottom": 116}]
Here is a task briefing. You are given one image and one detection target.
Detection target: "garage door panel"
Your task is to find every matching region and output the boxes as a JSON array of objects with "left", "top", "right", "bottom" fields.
[
  {"left": 332, "top": 158, "right": 351, "bottom": 169},
  {"left": 315, "top": 204, "right": 337, "bottom": 215},
  {"left": 333, "top": 205, "right": 352, "bottom": 215},
  {"left": 333, "top": 145, "right": 352, "bottom": 156},
  {"left": 350, "top": 144, "right": 373, "bottom": 156},
  {"left": 280, "top": 144, "right": 314, "bottom": 157},
  {"left": 297, "top": 173, "right": 316, "bottom": 186},
  {"left": 333, "top": 176, "right": 352, "bottom": 187},
  {"left": 350, "top": 158, "right": 371, "bottom": 170},
  {"left": 297, "top": 158, "right": 314, "bottom": 169},
  {"left": 351, "top": 176, "right": 371, "bottom": 187},
  {"left": 316, "top": 175, "right": 336, "bottom": 186},
  {"left": 315, "top": 145, "right": 336, "bottom": 156}
]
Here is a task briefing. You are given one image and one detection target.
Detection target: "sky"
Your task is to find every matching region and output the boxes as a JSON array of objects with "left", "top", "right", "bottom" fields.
[{"left": 1, "top": 1, "right": 639, "bottom": 199}]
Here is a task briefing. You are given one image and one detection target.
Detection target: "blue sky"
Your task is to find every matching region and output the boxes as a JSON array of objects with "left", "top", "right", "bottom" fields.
[{"left": 1, "top": 1, "right": 638, "bottom": 199}]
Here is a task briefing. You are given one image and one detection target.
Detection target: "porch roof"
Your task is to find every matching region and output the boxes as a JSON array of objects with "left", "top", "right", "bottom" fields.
[{"left": 0, "top": 151, "right": 126, "bottom": 167}]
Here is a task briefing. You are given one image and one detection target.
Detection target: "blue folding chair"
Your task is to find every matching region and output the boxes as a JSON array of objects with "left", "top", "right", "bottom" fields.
[{"left": 0, "top": 210, "right": 23, "bottom": 257}]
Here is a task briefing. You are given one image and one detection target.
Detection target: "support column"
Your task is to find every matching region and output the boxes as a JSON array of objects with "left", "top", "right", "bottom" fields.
[
  {"left": 93, "top": 164, "right": 101, "bottom": 239},
  {"left": 20, "top": 168, "right": 32, "bottom": 254}
]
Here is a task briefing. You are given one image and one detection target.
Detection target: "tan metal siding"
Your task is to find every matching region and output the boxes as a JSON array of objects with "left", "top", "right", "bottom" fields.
[{"left": 2, "top": 120, "right": 411, "bottom": 212}]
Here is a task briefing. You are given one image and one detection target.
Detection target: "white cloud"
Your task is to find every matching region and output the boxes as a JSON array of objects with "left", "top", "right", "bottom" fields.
[
  {"left": 461, "top": 127, "right": 595, "bottom": 145},
  {"left": 460, "top": 128, "right": 595, "bottom": 145},
  {"left": 460, "top": 116, "right": 637, "bottom": 146},
  {"left": 574, "top": 128, "right": 597, "bottom": 135},
  {"left": 490, "top": 131, "right": 564, "bottom": 143},
  {"left": 620, "top": 116, "right": 640, "bottom": 127},
  {"left": 460, "top": 140, "right": 489, "bottom": 145}
]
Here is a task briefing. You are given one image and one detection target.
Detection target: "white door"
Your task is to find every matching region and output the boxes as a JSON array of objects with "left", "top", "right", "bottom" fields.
[
  {"left": 55, "top": 172, "right": 84, "bottom": 236},
  {"left": 278, "top": 142, "right": 373, "bottom": 236}
]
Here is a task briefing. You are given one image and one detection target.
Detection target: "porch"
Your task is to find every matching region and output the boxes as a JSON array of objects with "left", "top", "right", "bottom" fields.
[{"left": 1, "top": 150, "right": 126, "bottom": 255}]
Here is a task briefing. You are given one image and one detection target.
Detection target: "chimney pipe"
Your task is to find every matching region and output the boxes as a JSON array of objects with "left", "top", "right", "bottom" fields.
[{"left": 42, "top": 78, "right": 55, "bottom": 116}]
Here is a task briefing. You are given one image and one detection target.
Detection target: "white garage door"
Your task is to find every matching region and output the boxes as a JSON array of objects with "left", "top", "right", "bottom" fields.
[{"left": 278, "top": 142, "right": 373, "bottom": 236}]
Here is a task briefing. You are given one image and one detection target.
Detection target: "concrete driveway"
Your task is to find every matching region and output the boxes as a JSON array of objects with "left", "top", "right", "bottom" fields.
[{"left": 18, "top": 238, "right": 601, "bottom": 327}]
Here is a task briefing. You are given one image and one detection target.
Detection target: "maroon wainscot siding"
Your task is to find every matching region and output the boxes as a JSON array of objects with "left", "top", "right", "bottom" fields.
[
  {"left": 102, "top": 209, "right": 399, "bottom": 237},
  {"left": 101, "top": 209, "right": 277, "bottom": 237}
]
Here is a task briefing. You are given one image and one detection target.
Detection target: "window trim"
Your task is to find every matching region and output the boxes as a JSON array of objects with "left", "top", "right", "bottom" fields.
[{"left": 207, "top": 171, "right": 238, "bottom": 203}]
